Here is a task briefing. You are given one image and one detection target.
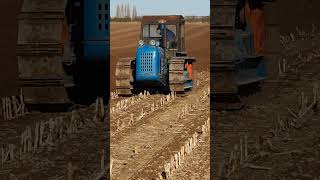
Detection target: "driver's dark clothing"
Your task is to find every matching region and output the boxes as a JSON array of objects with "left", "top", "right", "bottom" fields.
[
  {"left": 157, "top": 24, "right": 175, "bottom": 40},
  {"left": 158, "top": 28, "right": 175, "bottom": 41},
  {"left": 157, "top": 25, "right": 176, "bottom": 48},
  {"left": 166, "top": 29, "right": 175, "bottom": 41}
]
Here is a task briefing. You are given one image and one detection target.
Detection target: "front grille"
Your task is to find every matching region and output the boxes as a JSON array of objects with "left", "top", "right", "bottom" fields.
[{"left": 140, "top": 52, "right": 153, "bottom": 72}]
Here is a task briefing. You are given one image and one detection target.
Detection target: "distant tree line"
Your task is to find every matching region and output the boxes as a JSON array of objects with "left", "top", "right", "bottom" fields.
[
  {"left": 111, "top": 3, "right": 209, "bottom": 23},
  {"left": 112, "top": 3, "right": 139, "bottom": 21}
]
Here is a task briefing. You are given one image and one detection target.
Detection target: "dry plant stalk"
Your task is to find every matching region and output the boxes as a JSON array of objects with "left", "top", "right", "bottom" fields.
[
  {"left": 1, "top": 91, "right": 27, "bottom": 121},
  {"left": 67, "top": 162, "right": 76, "bottom": 180},
  {"left": 110, "top": 159, "right": 113, "bottom": 175},
  {"left": 159, "top": 117, "right": 209, "bottom": 179}
]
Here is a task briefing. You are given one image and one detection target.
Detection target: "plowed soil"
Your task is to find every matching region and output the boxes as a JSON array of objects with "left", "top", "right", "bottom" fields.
[
  {"left": 211, "top": 31, "right": 320, "bottom": 179},
  {"left": 110, "top": 73, "right": 210, "bottom": 179},
  {"left": 110, "top": 22, "right": 210, "bottom": 179},
  {"left": 0, "top": 106, "right": 107, "bottom": 179}
]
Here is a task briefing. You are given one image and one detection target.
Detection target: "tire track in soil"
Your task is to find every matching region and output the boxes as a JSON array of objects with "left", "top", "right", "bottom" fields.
[
  {"left": 211, "top": 57, "right": 320, "bottom": 179},
  {"left": 110, "top": 80, "right": 209, "bottom": 179}
]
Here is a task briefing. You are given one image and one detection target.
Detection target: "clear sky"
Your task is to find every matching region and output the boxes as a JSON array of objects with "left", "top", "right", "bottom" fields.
[{"left": 110, "top": 0, "right": 210, "bottom": 17}]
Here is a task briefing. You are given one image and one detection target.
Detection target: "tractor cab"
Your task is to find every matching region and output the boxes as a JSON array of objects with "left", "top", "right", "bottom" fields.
[{"left": 140, "top": 15, "right": 186, "bottom": 57}]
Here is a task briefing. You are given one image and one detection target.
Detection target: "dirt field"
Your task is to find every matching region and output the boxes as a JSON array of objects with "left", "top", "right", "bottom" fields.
[
  {"left": 1, "top": 1, "right": 320, "bottom": 179},
  {"left": 110, "top": 72, "right": 210, "bottom": 179},
  {"left": 110, "top": 22, "right": 210, "bottom": 179},
  {"left": 0, "top": 105, "right": 107, "bottom": 179},
  {"left": 211, "top": 27, "right": 320, "bottom": 179},
  {"left": 110, "top": 22, "right": 210, "bottom": 91}
]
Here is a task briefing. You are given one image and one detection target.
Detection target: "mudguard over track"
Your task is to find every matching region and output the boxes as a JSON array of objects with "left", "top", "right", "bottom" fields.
[{"left": 17, "top": 0, "right": 70, "bottom": 105}]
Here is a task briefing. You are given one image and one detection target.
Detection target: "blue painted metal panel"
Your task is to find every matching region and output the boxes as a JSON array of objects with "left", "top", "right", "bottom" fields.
[
  {"left": 83, "top": 0, "right": 109, "bottom": 40},
  {"left": 184, "top": 80, "right": 193, "bottom": 89},
  {"left": 237, "top": 57, "right": 267, "bottom": 85},
  {"left": 83, "top": 0, "right": 109, "bottom": 60},
  {"left": 83, "top": 41, "right": 109, "bottom": 59},
  {"left": 183, "top": 70, "right": 193, "bottom": 89},
  {"left": 233, "top": 27, "right": 266, "bottom": 86},
  {"left": 136, "top": 45, "right": 162, "bottom": 81}
]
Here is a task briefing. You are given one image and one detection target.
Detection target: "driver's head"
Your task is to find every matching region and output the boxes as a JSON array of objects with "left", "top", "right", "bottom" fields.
[
  {"left": 156, "top": 25, "right": 160, "bottom": 34},
  {"left": 157, "top": 24, "right": 165, "bottom": 34}
]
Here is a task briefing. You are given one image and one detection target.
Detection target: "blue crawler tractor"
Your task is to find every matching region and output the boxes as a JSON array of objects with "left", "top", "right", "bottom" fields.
[{"left": 116, "top": 16, "right": 196, "bottom": 95}]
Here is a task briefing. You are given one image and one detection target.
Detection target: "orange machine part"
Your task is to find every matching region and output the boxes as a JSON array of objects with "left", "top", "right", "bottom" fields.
[
  {"left": 185, "top": 63, "right": 193, "bottom": 80},
  {"left": 244, "top": 2, "right": 266, "bottom": 56},
  {"left": 61, "top": 17, "right": 69, "bottom": 52}
]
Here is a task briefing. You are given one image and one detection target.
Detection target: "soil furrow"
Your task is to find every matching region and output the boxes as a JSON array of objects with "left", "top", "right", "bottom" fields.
[{"left": 111, "top": 83, "right": 209, "bottom": 179}]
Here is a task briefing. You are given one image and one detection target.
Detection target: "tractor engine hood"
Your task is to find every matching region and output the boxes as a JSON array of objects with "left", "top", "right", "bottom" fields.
[{"left": 136, "top": 44, "right": 164, "bottom": 81}]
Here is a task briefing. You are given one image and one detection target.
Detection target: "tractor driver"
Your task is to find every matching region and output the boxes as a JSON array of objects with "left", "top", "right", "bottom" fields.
[{"left": 157, "top": 24, "right": 177, "bottom": 49}]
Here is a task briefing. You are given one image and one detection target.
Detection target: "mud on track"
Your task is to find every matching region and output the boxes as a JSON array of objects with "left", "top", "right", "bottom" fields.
[{"left": 110, "top": 71, "right": 210, "bottom": 179}]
